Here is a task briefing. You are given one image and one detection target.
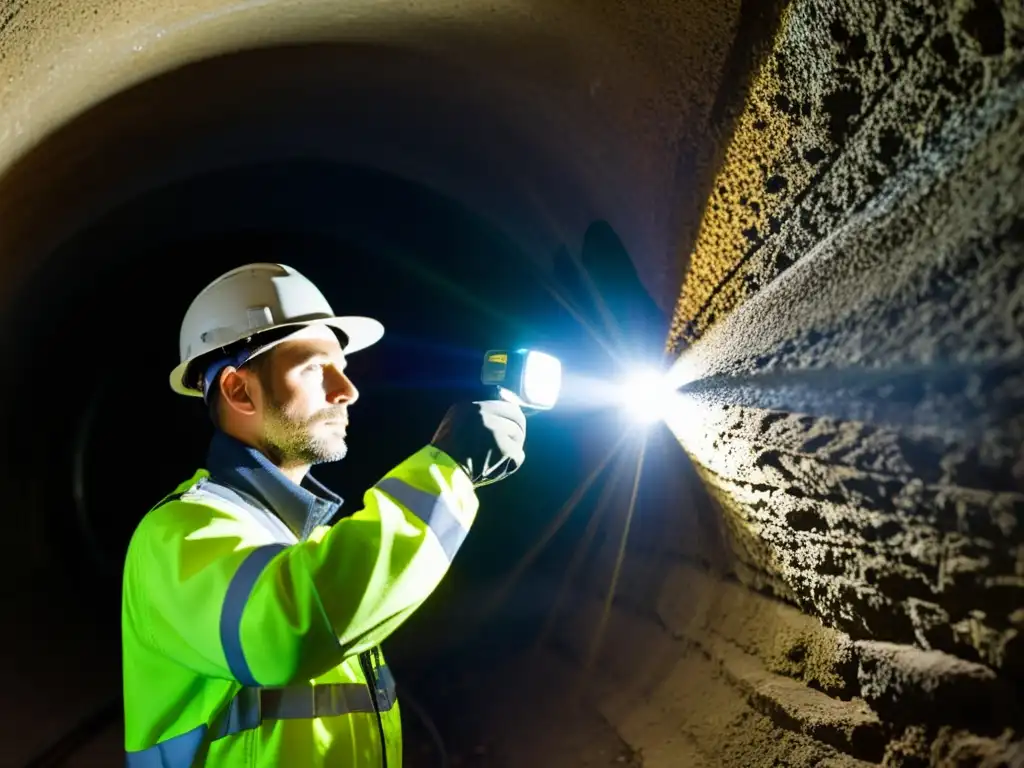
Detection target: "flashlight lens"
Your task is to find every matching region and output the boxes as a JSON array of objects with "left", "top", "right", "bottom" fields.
[{"left": 522, "top": 351, "right": 562, "bottom": 409}]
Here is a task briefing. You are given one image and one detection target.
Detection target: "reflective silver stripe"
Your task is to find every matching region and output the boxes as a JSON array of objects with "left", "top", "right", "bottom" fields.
[
  {"left": 263, "top": 684, "right": 376, "bottom": 719},
  {"left": 375, "top": 476, "right": 468, "bottom": 560},
  {"left": 127, "top": 675, "right": 398, "bottom": 763},
  {"left": 210, "top": 686, "right": 261, "bottom": 739},
  {"left": 219, "top": 675, "right": 398, "bottom": 736},
  {"left": 188, "top": 481, "right": 297, "bottom": 544}
]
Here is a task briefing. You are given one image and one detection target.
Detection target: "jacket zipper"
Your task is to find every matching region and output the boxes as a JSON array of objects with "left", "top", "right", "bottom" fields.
[{"left": 359, "top": 650, "right": 388, "bottom": 768}]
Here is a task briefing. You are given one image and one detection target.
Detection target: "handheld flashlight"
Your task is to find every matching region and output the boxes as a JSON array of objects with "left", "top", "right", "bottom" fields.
[{"left": 480, "top": 349, "right": 562, "bottom": 412}]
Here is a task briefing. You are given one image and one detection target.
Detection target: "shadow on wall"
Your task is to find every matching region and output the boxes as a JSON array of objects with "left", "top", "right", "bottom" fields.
[
  {"left": 392, "top": 218, "right": 677, "bottom": 643},
  {"left": 534, "top": 2, "right": 1024, "bottom": 766},
  {"left": 553, "top": 220, "right": 669, "bottom": 365}
]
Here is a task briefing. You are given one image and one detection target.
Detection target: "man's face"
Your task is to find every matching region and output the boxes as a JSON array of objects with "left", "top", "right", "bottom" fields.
[{"left": 251, "top": 325, "right": 359, "bottom": 467}]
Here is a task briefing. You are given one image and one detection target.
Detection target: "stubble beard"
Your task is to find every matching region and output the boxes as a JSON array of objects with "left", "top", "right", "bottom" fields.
[{"left": 260, "top": 403, "right": 349, "bottom": 467}]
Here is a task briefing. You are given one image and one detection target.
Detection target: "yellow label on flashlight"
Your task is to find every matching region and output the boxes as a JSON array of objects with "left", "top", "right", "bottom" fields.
[{"left": 488, "top": 353, "right": 508, "bottom": 365}]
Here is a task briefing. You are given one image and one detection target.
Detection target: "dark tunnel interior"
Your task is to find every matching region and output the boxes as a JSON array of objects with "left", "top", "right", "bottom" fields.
[
  {"left": 1, "top": 1, "right": 1022, "bottom": 766},
  {"left": 0, "top": 34, "right": 688, "bottom": 765},
  {"left": 5, "top": 155, "right": 673, "bottom": 764}
]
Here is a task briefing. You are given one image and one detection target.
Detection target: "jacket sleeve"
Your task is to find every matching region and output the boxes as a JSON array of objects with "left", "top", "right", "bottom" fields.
[{"left": 124, "top": 444, "right": 478, "bottom": 686}]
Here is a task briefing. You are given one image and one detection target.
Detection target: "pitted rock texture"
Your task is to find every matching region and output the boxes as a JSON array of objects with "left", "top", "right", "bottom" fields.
[
  {"left": 671, "top": 0, "right": 1022, "bottom": 345},
  {"left": 664, "top": 0, "right": 1024, "bottom": 687},
  {"left": 554, "top": 536, "right": 1024, "bottom": 766}
]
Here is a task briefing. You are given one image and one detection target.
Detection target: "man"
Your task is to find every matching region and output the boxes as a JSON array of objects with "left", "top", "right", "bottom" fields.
[{"left": 122, "top": 263, "right": 526, "bottom": 766}]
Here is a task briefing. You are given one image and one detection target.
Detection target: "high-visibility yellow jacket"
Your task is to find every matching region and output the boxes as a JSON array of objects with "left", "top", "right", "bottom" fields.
[{"left": 121, "top": 431, "right": 478, "bottom": 766}]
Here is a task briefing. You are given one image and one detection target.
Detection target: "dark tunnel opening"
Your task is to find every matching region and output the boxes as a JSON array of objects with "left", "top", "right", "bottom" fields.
[
  {"left": 6, "top": 154, "right": 674, "bottom": 764},
  {"left": 16, "top": 159, "right": 568, "bottom": 573},
  {"left": 0, "top": 28, "right": 695, "bottom": 764}
]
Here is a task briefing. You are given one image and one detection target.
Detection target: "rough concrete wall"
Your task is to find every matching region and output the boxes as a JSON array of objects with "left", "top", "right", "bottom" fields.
[
  {"left": 553, "top": 0, "right": 1023, "bottom": 765},
  {"left": 668, "top": 0, "right": 1023, "bottom": 677},
  {"left": 549, "top": 447, "right": 1022, "bottom": 766},
  {"left": 555, "top": 561, "right": 1024, "bottom": 766}
]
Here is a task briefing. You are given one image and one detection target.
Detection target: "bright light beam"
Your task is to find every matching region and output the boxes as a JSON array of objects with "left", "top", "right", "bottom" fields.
[
  {"left": 530, "top": 449, "right": 631, "bottom": 657},
  {"left": 666, "top": 351, "right": 702, "bottom": 389},
  {"left": 619, "top": 367, "right": 680, "bottom": 425},
  {"left": 470, "top": 431, "right": 631, "bottom": 635},
  {"left": 577, "top": 436, "right": 647, "bottom": 696}
]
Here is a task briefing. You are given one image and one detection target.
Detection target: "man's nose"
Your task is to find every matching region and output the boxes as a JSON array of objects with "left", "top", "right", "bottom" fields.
[{"left": 326, "top": 369, "right": 359, "bottom": 405}]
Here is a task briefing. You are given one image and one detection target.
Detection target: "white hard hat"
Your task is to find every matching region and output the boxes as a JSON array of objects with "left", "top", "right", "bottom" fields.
[{"left": 170, "top": 263, "right": 384, "bottom": 397}]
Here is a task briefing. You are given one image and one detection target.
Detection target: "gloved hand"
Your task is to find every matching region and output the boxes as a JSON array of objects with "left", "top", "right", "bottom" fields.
[{"left": 431, "top": 400, "right": 527, "bottom": 487}]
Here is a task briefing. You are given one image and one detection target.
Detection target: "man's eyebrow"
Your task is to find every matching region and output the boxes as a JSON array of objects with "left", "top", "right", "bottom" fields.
[{"left": 295, "top": 349, "right": 347, "bottom": 368}]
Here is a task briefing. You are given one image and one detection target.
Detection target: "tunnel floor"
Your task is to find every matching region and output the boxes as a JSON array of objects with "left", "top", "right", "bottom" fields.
[
  {"left": 401, "top": 652, "right": 639, "bottom": 768},
  {"left": 43, "top": 644, "right": 639, "bottom": 768},
  {"left": 11, "top": 577, "right": 636, "bottom": 768}
]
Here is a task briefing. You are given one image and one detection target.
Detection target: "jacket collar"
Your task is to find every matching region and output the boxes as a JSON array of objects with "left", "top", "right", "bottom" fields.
[{"left": 206, "top": 430, "right": 343, "bottom": 539}]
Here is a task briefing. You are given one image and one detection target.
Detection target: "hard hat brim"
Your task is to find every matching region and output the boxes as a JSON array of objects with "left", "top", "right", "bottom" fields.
[{"left": 169, "top": 315, "right": 384, "bottom": 397}]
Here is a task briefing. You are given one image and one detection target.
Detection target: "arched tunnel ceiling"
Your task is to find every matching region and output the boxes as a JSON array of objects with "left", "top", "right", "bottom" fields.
[{"left": 0, "top": 0, "right": 743, "bottom": 319}]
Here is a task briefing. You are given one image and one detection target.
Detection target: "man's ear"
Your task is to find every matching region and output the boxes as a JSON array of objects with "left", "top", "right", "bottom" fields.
[{"left": 218, "top": 367, "right": 259, "bottom": 416}]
